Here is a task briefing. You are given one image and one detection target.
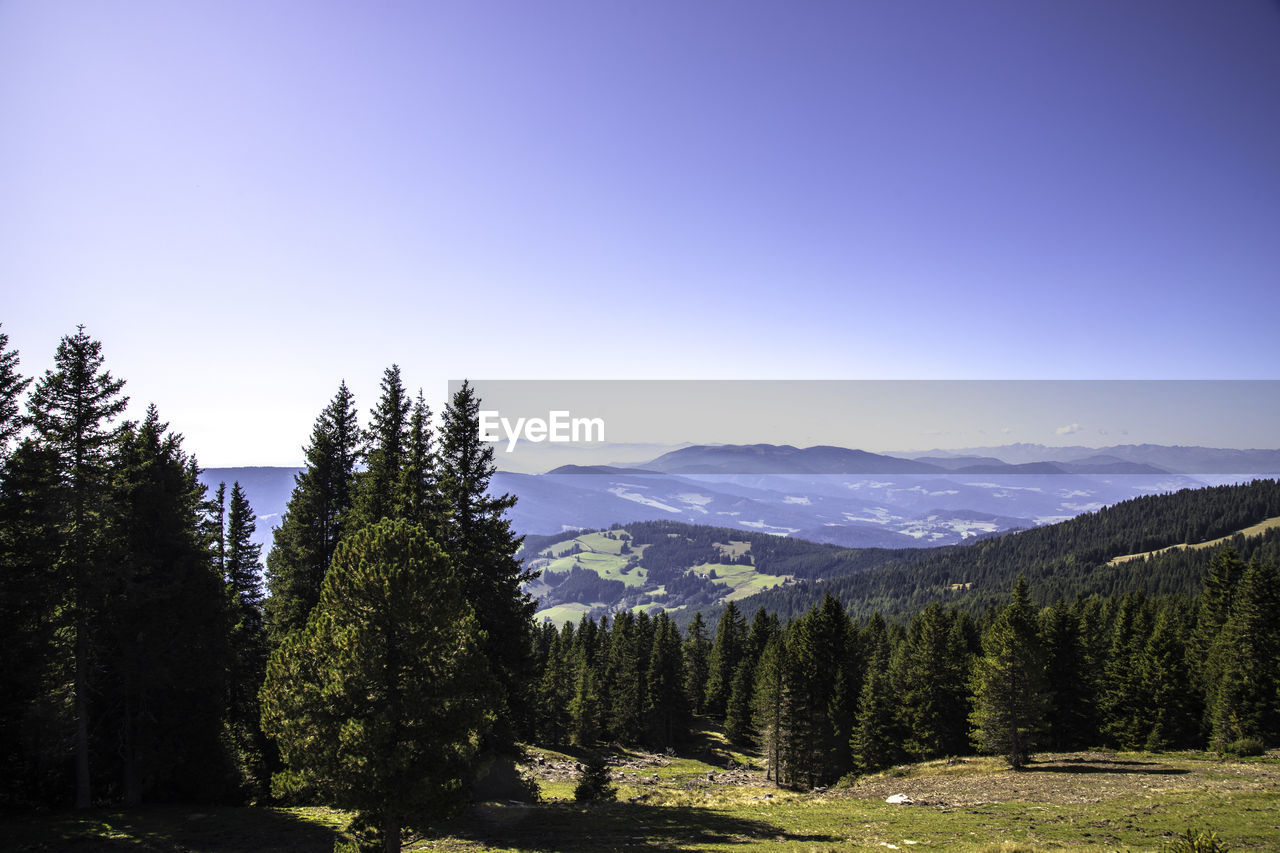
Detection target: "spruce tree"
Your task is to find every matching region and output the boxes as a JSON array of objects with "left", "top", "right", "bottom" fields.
[
  {"left": 1101, "top": 592, "right": 1152, "bottom": 749},
  {"left": 224, "top": 481, "right": 269, "bottom": 793},
  {"left": 536, "top": 625, "right": 574, "bottom": 746},
  {"left": 1189, "top": 545, "right": 1246, "bottom": 738},
  {"left": 352, "top": 365, "right": 411, "bottom": 528},
  {"left": 704, "top": 600, "right": 746, "bottom": 719},
  {"left": 1040, "top": 599, "right": 1096, "bottom": 750},
  {"left": 606, "top": 611, "right": 644, "bottom": 742},
  {"left": 0, "top": 324, "right": 31, "bottom": 463},
  {"left": 1208, "top": 557, "right": 1280, "bottom": 749},
  {"left": 105, "top": 407, "right": 228, "bottom": 805},
  {"left": 396, "top": 391, "right": 440, "bottom": 532},
  {"left": 969, "top": 576, "right": 1049, "bottom": 769},
  {"left": 682, "top": 612, "right": 711, "bottom": 714},
  {"left": 265, "top": 383, "right": 359, "bottom": 642},
  {"left": 727, "top": 607, "right": 780, "bottom": 745},
  {"left": 899, "top": 603, "right": 970, "bottom": 760},
  {"left": 261, "top": 519, "right": 495, "bottom": 853},
  {"left": 27, "top": 326, "right": 129, "bottom": 808},
  {"left": 851, "top": 659, "right": 899, "bottom": 775},
  {"left": 850, "top": 612, "right": 902, "bottom": 774},
  {"left": 752, "top": 632, "right": 787, "bottom": 785},
  {"left": 724, "top": 658, "right": 758, "bottom": 746},
  {"left": 569, "top": 645, "right": 603, "bottom": 747},
  {"left": 438, "top": 380, "right": 536, "bottom": 748},
  {"left": 645, "top": 613, "right": 687, "bottom": 747},
  {"left": 1139, "top": 602, "right": 1197, "bottom": 750},
  {"left": 0, "top": 438, "right": 65, "bottom": 806}
]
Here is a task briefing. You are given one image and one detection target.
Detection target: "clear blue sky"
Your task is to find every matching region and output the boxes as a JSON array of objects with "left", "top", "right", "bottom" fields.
[{"left": 2, "top": 1, "right": 1278, "bottom": 465}]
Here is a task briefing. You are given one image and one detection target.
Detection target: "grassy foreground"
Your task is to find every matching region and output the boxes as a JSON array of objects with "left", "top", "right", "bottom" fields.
[{"left": 5, "top": 746, "right": 1278, "bottom": 852}]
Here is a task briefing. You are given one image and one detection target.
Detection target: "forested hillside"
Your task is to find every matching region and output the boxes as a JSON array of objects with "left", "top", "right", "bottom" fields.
[
  {"left": 520, "top": 519, "right": 933, "bottom": 624},
  {"left": 735, "top": 479, "right": 1280, "bottom": 622}
]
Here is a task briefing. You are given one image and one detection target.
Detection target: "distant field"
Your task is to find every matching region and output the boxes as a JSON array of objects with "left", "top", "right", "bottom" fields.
[
  {"left": 688, "top": 562, "right": 791, "bottom": 601},
  {"left": 714, "top": 540, "right": 752, "bottom": 560},
  {"left": 534, "top": 602, "right": 595, "bottom": 626},
  {"left": 1107, "top": 514, "right": 1280, "bottom": 566}
]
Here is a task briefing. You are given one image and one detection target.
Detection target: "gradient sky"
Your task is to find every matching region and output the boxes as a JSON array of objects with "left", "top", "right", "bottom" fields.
[{"left": 3, "top": 1, "right": 1279, "bottom": 465}]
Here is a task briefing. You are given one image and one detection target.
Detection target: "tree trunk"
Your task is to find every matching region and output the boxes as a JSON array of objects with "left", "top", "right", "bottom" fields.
[
  {"left": 122, "top": 698, "right": 140, "bottom": 807},
  {"left": 382, "top": 813, "right": 401, "bottom": 853},
  {"left": 74, "top": 605, "right": 91, "bottom": 809}
]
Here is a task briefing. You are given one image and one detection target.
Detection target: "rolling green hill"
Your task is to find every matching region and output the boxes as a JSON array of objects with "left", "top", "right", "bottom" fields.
[
  {"left": 521, "top": 479, "right": 1280, "bottom": 628},
  {"left": 520, "top": 521, "right": 933, "bottom": 625}
]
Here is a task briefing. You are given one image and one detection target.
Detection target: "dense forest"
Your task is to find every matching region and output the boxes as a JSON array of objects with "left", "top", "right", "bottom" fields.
[
  {"left": 0, "top": 326, "right": 534, "bottom": 851},
  {"left": 529, "top": 545, "right": 1279, "bottom": 788},
  {"left": 2, "top": 325, "right": 1277, "bottom": 851}
]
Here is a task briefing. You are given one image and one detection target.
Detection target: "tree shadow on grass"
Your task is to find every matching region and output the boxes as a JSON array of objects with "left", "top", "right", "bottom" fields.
[
  {"left": 3, "top": 805, "right": 346, "bottom": 852},
  {"left": 1023, "top": 760, "right": 1190, "bottom": 776},
  {"left": 433, "top": 801, "right": 836, "bottom": 852}
]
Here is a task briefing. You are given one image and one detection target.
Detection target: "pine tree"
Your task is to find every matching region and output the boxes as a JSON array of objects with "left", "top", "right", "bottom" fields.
[
  {"left": 605, "top": 611, "right": 644, "bottom": 742},
  {"left": 438, "top": 381, "right": 537, "bottom": 748},
  {"left": 705, "top": 600, "right": 746, "bottom": 719},
  {"left": 265, "top": 383, "right": 359, "bottom": 642},
  {"left": 0, "top": 438, "right": 66, "bottom": 805},
  {"left": 727, "top": 607, "right": 780, "bottom": 745},
  {"left": 850, "top": 612, "right": 902, "bottom": 774},
  {"left": 224, "top": 481, "right": 269, "bottom": 793},
  {"left": 569, "top": 644, "right": 603, "bottom": 747},
  {"left": 752, "top": 632, "right": 787, "bottom": 785},
  {"left": 969, "top": 576, "right": 1049, "bottom": 769},
  {"left": 1139, "top": 602, "right": 1197, "bottom": 750},
  {"left": 644, "top": 613, "right": 687, "bottom": 747},
  {"left": 536, "top": 624, "right": 574, "bottom": 746},
  {"left": 1189, "top": 545, "right": 1246, "bottom": 738},
  {"left": 898, "top": 603, "right": 970, "bottom": 760},
  {"left": 682, "top": 612, "right": 711, "bottom": 714},
  {"left": 105, "top": 407, "right": 228, "bottom": 805},
  {"left": 851, "top": 659, "right": 899, "bottom": 775},
  {"left": 27, "top": 326, "right": 129, "bottom": 808},
  {"left": 1101, "top": 592, "right": 1152, "bottom": 749},
  {"left": 724, "top": 658, "right": 757, "bottom": 746},
  {"left": 352, "top": 366, "right": 412, "bottom": 528},
  {"left": 1208, "top": 557, "right": 1280, "bottom": 749},
  {"left": 1040, "top": 599, "right": 1097, "bottom": 750},
  {"left": 396, "top": 391, "right": 440, "bottom": 532},
  {"left": 261, "top": 519, "right": 495, "bottom": 853},
  {"left": 0, "top": 324, "right": 31, "bottom": 463}
]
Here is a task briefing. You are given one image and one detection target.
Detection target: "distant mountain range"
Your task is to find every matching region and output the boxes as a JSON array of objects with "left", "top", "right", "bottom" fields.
[{"left": 201, "top": 443, "right": 1280, "bottom": 556}]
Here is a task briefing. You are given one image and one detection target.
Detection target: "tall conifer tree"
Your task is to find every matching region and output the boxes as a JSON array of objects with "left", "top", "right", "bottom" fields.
[
  {"left": 27, "top": 326, "right": 129, "bottom": 808},
  {"left": 265, "top": 383, "right": 359, "bottom": 642},
  {"left": 1208, "top": 557, "right": 1280, "bottom": 748},
  {"left": 106, "top": 407, "right": 227, "bottom": 805},
  {"left": 969, "top": 576, "right": 1049, "bottom": 769},
  {"left": 353, "top": 366, "right": 411, "bottom": 528},
  {"left": 0, "top": 325, "right": 30, "bottom": 463},
  {"left": 705, "top": 600, "right": 746, "bottom": 719},
  {"left": 224, "top": 481, "right": 269, "bottom": 791},
  {"left": 438, "top": 381, "right": 536, "bottom": 748}
]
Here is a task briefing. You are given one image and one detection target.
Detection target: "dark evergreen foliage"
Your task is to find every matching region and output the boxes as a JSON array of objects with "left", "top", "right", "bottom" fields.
[
  {"left": 438, "top": 381, "right": 538, "bottom": 748},
  {"left": 265, "top": 383, "right": 359, "bottom": 642}
]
